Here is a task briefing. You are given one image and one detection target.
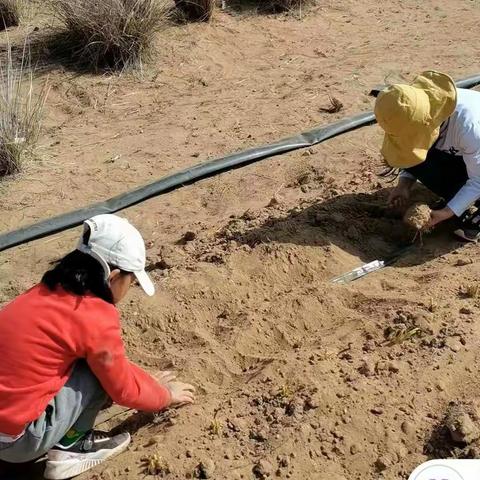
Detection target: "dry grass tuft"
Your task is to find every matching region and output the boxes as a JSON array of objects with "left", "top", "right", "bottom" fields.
[
  {"left": 208, "top": 418, "right": 222, "bottom": 435},
  {"left": 141, "top": 453, "right": 170, "bottom": 476},
  {"left": 0, "top": 43, "right": 49, "bottom": 177},
  {"left": 174, "top": 0, "right": 214, "bottom": 21},
  {"left": 266, "top": 0, "right": 314, "bottom": 12},
  {"left": 222, "top": 0, "right": 315, "bottom": 15},
  {"left": 459, "top": 284, "right": 479, "bottom": 299},
  {"left": 0, "top": 0, "right": 22, "bottom": 29},
  {"left": 384, "top": 325, "right": 421, "bottom": 346},
  {"left": 48, "top": 0, "right": 172, "bottom": 70},
  {"left": 245, "top": 0, "right": 315, "bottom": 14}
]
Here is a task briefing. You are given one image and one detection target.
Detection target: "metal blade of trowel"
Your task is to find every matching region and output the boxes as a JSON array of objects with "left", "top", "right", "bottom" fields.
[{"left": 331, "top": 245, "right": 414, "bottom": 284}]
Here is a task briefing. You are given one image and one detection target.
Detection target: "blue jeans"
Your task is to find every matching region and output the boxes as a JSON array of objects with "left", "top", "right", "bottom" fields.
[{"left": 0, "top": 362, "right": 107, "bottom": 463}]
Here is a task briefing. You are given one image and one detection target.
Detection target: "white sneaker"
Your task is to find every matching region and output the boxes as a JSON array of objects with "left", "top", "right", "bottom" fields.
[
  {"left": 455, "top": 209, "right": 480, "bottom": 242},
  {"left": 44, "top": 430, "right": 131, "bottom": 480}
]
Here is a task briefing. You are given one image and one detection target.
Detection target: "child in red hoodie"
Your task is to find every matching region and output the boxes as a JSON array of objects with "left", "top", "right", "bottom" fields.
[{"left": 0, "top": 214, "right": 195, "bottom": 479}]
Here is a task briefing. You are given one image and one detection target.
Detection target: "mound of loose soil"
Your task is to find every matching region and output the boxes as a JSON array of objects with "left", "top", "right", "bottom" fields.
[
  {"left": 425, "top": 402, "right": 480, "bottom": 460},
  {"left": 445, "top": 402, "right": 480, "bottom": 444}
]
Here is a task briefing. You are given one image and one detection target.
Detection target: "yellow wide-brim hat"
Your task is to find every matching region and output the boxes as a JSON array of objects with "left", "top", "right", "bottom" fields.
[{"left": 374, "top": 71, "right": 457, "bottom": 169}]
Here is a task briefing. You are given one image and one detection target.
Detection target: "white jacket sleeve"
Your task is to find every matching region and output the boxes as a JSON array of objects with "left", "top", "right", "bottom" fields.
[{"left": 447, "top": 121, "right": 480, "bottom": 216}]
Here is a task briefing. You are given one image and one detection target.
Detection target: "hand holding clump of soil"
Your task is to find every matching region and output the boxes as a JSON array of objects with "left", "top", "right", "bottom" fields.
[
  {"left": 403, "top": 203, "right": 432, "bottom": 231},
  {"left": 403, "top": 203, "right": 433, "bottom": 243}
]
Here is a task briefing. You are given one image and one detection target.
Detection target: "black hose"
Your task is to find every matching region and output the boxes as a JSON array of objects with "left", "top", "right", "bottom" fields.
[
  {"left": 1, "top": 74, "right": 480, "bottom": 253},
  {"left": 369, "top": 73, "right": 480, "bottom": 97}
]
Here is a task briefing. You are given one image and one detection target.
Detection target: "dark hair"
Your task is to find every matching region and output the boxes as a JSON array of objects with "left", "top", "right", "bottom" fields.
[
  {"left": 42, "top": 250, "right": 116, "bottom": 304},
  {"left": 42, "top": 226, "right": 128, "bottom": 304}
]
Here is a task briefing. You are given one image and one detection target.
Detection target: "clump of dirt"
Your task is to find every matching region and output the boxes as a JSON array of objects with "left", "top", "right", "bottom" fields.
[
  {"left": 425, "top": 402, "right": 480, "bottom": 459},
  {"left": 445, "top": 402, "right": 480, "bottom": 444},
  {"left": 194, "top": 458, "right": 215, "bottom": 478},
  {"left": 403, "top": 203, "right": 432, "bottom": 231},
  {"left": 252, "top": 459, "right": 275, "bottom": 479},
  {"left": 287, "top": 165, "right": 325, "bottom": 188}
]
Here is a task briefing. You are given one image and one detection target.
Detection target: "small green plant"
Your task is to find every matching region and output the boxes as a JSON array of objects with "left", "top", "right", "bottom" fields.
[
  {"left": 209, "top": 418, "right": 222, "bottom": 435},
  {"left": 0, "top": 43, "right": 49, "bottom": 177},
  {"left": 278, "top": 383, "right": 293, "bottom": 398},
  {"left": 142, "top": 453, "right": 170, "bottom": 476}
]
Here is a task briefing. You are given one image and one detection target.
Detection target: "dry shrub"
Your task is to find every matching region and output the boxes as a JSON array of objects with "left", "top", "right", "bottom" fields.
[
  {"left": 226, "top": 0, "right": 315, "bottom": 14},
  {"left": 265, "top": 0, "right": 313, "bottom": 12},
  {"left": 174, "top": 0, "right": 214, "bottom": 21},
  {"left": 459, "top": 284, "right": 479, "bottom": 299},
  {"left": 0, "top": 0, "right": 22, "bottom": 29},
  {"left": 0, "top": 44, "right": 49, "bottom": 177},
  {"left": 48, "top": 0, "right": 172, "bottom": 70},
  {"left": 0, "top": 0, "right": 32, "bottom": 28}
]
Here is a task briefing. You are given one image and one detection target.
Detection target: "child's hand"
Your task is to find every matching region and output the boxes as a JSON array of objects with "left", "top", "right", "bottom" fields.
[
  {"left": 153, "top": 371, "right": 195, "bottom": 405},
  {"left": 153, "top": 370, "right": 176, "bottom": 384},
  {"left": 166, "top": 381, "right": 196, "bottom": 406},
  {"left": 426, "top": 207, "right": 454, "bottom": 229},
  {"left": 388, "top": 184, "right": 411, "bottom": 208}
]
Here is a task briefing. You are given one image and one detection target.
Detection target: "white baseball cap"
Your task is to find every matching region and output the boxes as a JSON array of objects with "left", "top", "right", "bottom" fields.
[{"left": 77, "top": 214, "right": 155, "bottom": 296}]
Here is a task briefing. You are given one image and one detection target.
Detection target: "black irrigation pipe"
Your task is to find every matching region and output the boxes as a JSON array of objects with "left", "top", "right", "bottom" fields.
[{"left": 1, "top": 74, "right": 480, "bottom": 253}]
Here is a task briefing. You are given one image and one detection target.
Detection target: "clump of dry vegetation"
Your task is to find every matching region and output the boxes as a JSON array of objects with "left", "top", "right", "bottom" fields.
[
  {"left": 403, "top": 203, "right": 432, "bottom": 231},
  {"left": 208, "top": 417, "right": 222, "bottom": 435},
  {"left": 320, "top": 94, "right": 344, "bottom": 114},
  {"left": 384, "top": 325, "right": 421, "bottom": 346},
  {"left": 142, "top": 453, "right": 170, "bottom": 476},
  {"left": 459, "top": 283, "right": 479, "bottom": 299},
  {"left": 266, "top": 0, "right": 314, "bottom": 12},
  {"left": 239, "top": 0, "right": 314, "bottom": 14},
  {"left": 0, "top": 44, "right": 49, "bottom": 177},
  {"left": 48, "top": 0, "right": 172, "bottom": 70},
  {"left": 218, "top": 0, "right": 315, "bottom": 15},
  {"left": 174, "top": 0, "right": 214, "bottom": 21},
  {"left": 0, "top": 0, "right": 22, "bottom": 29}
]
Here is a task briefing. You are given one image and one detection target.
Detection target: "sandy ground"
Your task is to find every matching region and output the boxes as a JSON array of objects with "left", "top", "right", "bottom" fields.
[{"left": 2, "top": 0, "right": 480, "bottom": 479}]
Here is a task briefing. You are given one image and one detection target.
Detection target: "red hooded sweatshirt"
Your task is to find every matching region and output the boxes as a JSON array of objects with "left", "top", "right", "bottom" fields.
[{"left": 0, "top": 284, "right": 171, "bottom": 436}]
